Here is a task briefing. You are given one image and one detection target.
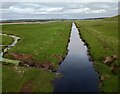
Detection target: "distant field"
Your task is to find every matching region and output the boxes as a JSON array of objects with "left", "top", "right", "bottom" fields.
[
  {"left": 2, "top": 21, "right": 72, "bottom": 92},
  {"left": 75, "top": 16, "right": 119, "bottom": 92}
]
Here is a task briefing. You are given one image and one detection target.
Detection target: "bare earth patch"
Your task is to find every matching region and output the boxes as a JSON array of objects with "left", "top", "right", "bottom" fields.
[
  {"left": 10, "top": 53, "right": 33, "bottom": 61},
  {"left": 104, "top": 55, "right": 119, "bottom": 74},
  {"left": 8, "top": 53, "right": 55, "bottom": 71},
  {"left": 20, "top": 81, "right": 32, "bottom": 93}
]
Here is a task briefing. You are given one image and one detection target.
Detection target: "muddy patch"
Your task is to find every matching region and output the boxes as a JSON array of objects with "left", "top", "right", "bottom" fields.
[
  {"left": 10, "top": 53, "right": 33, "bottom": 61},
  {"left": 20, "top": 61, "right": 54, "bottom": 71},
  {"left": 20, "top": 81, "right": 33, "bottom": 93},
  {"left": 104, "top": 55, "right": 119, "bottom": 74},
  {"left": 7, "top": 53, "right": 56, "bottom": 71},
  {"left": 51, "top": 54, "right": 63, "bottom": 61},
  {"left": 104, "top": 55, "right": 118, "bottom": 65}
]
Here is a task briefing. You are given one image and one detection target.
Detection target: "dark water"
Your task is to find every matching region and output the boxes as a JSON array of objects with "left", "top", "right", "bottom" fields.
[{"left": 54, "top": 22, "right": 99, "bottom": 93}]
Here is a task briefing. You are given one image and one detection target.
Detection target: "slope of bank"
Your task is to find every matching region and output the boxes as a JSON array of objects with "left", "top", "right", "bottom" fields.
[
  {"left": 2, "top": 21, "right": 72, "bottom": 92},
  {"left": 75, "top": 16, "right": 119, "bottom": 92}
]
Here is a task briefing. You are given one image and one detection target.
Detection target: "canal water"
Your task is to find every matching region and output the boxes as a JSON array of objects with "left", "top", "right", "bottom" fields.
[{"left": 54, "top": 22, "right": 99, "bottom": 92}]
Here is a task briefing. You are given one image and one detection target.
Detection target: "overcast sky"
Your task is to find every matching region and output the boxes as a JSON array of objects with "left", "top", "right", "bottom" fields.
[{"left": 1, "top": 0, "right": 119, "bottom": 20}]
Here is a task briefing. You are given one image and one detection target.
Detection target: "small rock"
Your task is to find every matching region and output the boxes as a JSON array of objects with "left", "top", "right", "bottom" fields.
[
  {"left": 100, "top": 75, "right": 109, "bottom": 82},
  {"left": 55, "top": 73, "right": 62, "bottom": 78},
  {"left": 56, "top": 72, "right": 60, "bottom": 75},
  {"left": 104, "top": 56, "right": 114, "bottom": 64},
  {"left": 100, "top": 76, "right": 105, "bottom": 82},
  {"left": 112, "top": 55, "right": 118, "bottom": 60}
]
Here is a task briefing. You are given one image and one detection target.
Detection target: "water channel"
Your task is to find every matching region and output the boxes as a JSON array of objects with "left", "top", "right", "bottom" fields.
[
  {"left": 0, "top": 33, "right": 20, "bottom": 65},
  {"left": 54, "top": 22, "right": 99, "bottom": 92}
]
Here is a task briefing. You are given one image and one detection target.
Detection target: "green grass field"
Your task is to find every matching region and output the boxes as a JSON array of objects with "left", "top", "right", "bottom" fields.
[
  {"left": 2, "top": 65, "right": 55, "bottom": 92},
  {"left": 1, "top": 36, "right": 13, "bottom": 46},
  {"left": 2, "top": 21, "right": 72, "bottom": 69},
  {"left": 75, "top": 16, "right": 119, "bottom": 92},
  {"left": 2, "top": 16, "right": 119, "bottom": 92},
  {"left": 1, "top": 35, "right": 13, "bottom": 50},
  {"left": 2, "top": 21, "right": 72, "bottom": 92}
]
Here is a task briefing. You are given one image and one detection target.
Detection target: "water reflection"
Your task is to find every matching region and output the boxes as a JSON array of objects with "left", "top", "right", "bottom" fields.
[{"left": 54, "top": 22, "right": 99, "bottom": 92}]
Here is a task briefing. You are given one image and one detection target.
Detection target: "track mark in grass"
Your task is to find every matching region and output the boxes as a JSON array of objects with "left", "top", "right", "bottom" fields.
[{"left": 20, "top": 81, "right": 32, "bottom": 93}]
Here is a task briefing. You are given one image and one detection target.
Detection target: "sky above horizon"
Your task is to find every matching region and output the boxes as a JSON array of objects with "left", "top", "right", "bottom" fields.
[{"left": 1, "top": 0, "right": 119, "bottom": 20}]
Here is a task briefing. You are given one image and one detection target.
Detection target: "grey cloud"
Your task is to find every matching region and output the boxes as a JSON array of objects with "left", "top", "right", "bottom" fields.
[
  {"left": 1, "top": 2, "right": 18, "bottom": 9},
  {"left": 1, "top": 2, "right": 118, "bottom": 20}
]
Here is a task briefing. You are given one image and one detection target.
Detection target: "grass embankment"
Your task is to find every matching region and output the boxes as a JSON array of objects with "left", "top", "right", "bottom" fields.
[
  {"left": 2, "top": 21, "right": 72, "bottom": 92},
  {"left": 2, "top": 21, "right": 72, "bottom": 70},
  {"left": 75, "top": 16, "right": 119, "bottom": 92}
]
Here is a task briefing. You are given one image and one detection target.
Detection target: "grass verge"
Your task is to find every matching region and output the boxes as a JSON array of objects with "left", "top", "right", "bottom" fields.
[
  {"left": 2, "top": 65, "right": 55, "bottom": 92},
  {"left": 75, "top": 16, "right": 119, "bottom": 92},
  {"left": 2, "top": 21, "right": 72, "bottom": 92}
]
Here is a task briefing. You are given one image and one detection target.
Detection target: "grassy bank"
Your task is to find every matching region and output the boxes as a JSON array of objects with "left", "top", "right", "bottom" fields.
[
  {"left": 2, "top": 65, "right": 55, "bottom": 92},
  {"left": 2, "top": 21, "right": 72, "bottom": 70},
  {"left": 75, "top": 16, "right": 119, "bottom": 92},
  {"left": 2, "top": 21, "right": 72, "bottom": 92}
]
